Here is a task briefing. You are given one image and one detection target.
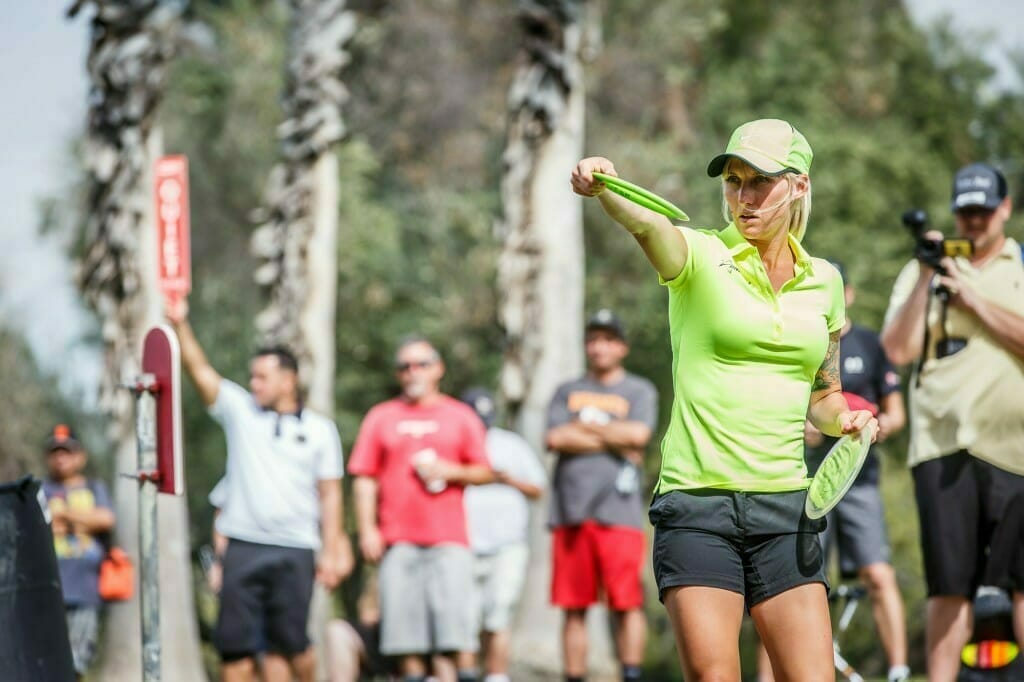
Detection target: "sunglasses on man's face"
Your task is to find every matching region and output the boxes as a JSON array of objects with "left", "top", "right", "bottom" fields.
[{"left": 396, "top": 359, "right": 435, "bottom": 373}]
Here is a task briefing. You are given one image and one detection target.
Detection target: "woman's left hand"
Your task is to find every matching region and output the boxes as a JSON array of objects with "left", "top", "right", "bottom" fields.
[{"left": 837, "top": 410, "right": 878, "bottom": 443}]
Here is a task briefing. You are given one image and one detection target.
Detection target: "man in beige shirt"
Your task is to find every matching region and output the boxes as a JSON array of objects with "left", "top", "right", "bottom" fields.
[{"left": 882, "top": 162, "right": 1024, "bottom": 682}]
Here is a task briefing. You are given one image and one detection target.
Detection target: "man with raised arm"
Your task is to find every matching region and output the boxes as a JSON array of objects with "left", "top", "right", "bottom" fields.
[{"left": 168, "top": 302, "right": 351, "bottom": 682}]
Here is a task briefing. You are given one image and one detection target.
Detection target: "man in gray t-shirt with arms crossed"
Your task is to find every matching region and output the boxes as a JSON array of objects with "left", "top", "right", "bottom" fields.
[{"left": 546, "top": 309, "right": 658, "bottom": 682}]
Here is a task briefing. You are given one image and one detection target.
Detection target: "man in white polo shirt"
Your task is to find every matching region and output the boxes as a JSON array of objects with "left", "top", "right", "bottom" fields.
[{"left": 168, "top": 301, "right": 351, "bottom": 682}]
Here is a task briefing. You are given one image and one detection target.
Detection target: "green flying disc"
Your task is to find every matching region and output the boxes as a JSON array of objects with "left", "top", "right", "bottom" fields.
[
  {"left": 805, "top": 421, "right": 877, "bottom": 520},
  {"left": 592, "top": 172, "right": 690, "bottom": 221}
]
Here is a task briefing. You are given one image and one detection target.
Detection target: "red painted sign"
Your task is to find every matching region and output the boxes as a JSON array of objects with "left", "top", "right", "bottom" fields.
[
  {"left": 142, "top": 325, "right": 184, "bottom": 496},
  {"left": 154, "top": 155, "right": 191, "bottom": 303}
]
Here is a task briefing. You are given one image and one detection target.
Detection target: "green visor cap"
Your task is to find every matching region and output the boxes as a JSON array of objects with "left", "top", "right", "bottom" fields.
[{"left": 706, "top": 119, "right": 813, "bottom": 177}]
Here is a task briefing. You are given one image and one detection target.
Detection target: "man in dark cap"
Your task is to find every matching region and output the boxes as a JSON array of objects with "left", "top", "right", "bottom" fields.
[
  {"left": 40, "top": 425, "right": 116, "bottom": 680},
  {"left": 799, "top": 263, "right": 910, "bottom": 682},
  {"left": 882, "top": 162, "right": 1024, "bottom": 680},
  {"left": 545, "top": 310, "right": 658, "bottom": 682}
]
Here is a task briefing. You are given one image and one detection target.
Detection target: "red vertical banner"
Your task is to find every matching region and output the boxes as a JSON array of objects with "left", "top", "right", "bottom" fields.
[{"left": 154, "top": 155, "right": 191, "bottom": 305}]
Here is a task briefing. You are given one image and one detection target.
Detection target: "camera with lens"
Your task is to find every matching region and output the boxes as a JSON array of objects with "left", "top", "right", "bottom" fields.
[
  {"left": 902, "top": 209, "right": 971, "bottom": 359},
  {"left": 901, "top": 209, "right": 973, "bottom": 274}
]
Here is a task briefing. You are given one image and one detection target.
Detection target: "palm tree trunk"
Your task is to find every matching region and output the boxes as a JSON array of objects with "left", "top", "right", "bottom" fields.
[
  {"left": 251, "top": 0, "right": 355, "bottom": 413},
  {"left": 71, "top": 1, "right": 206, "bottom": 679},
  {"left": 497, "top": 1, "right": 612, "bottom": 678},
  {"left": 250, "top": 2, "right": 356, "bottom": 678}
]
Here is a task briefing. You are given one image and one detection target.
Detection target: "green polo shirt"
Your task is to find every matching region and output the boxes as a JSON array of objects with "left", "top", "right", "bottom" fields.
[{"left": 657, "top": 223, "right": 845, "bottom": 492}]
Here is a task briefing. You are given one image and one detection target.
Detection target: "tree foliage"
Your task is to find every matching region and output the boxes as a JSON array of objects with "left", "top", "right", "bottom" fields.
[{"left": 0, "top": 326, "right": 91, "bottom": 482}]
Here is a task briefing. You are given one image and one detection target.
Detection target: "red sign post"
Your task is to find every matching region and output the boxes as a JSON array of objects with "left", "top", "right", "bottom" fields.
[
  {"left": 154, "top": 155, "right": 191, "bottom": 306},
  {"left": 141, "top": 325, "right": 184, "bottom": 496}
]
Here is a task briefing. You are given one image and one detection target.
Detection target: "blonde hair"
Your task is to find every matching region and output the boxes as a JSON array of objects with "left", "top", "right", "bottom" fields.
[{"left": 719, "top": 166, "right": 812, "bottom": 242}]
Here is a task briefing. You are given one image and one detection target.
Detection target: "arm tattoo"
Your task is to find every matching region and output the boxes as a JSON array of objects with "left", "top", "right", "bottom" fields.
[{"left": 812, "top": 331, "right": 841, "bottom": 392}]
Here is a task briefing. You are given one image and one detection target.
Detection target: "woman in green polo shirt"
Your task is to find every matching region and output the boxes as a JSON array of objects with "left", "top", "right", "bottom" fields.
[{"left": 571, "top": 119, "right": 878, "bottom": 681}]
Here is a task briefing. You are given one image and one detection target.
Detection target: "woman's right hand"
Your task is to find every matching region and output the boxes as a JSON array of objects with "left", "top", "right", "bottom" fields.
[
  {"left": 572, "top": 156, "right": 687, "bottom": 281},
  {"left": 571, "top": 157, "right": 617, "bottom": 197}
]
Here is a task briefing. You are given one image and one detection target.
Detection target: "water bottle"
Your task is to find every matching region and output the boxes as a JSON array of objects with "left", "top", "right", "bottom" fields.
[
  {"left": 412, "top": 448, "right": 447, "bottom": 494},
  {"left": 615, "top": 462, "right": 639, "bottom": 495}
]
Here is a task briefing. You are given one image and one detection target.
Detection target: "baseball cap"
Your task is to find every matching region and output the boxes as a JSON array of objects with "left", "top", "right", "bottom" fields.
[
  {"left": 460, "top": 387, "right": 496, "bottom": 428},
  {"left": 585, "top": 309, "right": 626, "bottom": 341},
  {"left": 828, "top": 260, "right": 848, "bottom": 286},
  {"left": 707, "top": 119, "right": 813, "bottom": 178},
  {"left": 951, "top": 163, "right": 1007, "bottom": 212},
  {"left": 44, "top": 424, "right": 82, "bottom": 453}
]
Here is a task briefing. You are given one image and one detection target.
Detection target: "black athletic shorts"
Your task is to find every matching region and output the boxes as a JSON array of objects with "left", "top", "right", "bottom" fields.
[
  {"left": 215, "top": 538, "right": 316, "bottom": 660},
  {"left": 913, "top": 451, "right": 1024, "bottom": 597},
  {"left": 649, "top": 488, "right": 827, "bottom": 608},
  {"left": 353, "top": 620, "right": 400, "bottom": 677}
]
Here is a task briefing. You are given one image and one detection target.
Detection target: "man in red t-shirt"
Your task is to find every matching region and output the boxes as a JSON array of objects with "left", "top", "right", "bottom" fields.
[{"left": 348, "top": 336, "right": 495, "bottom": 682}]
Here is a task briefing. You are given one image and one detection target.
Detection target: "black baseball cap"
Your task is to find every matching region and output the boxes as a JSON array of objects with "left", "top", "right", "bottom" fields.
[
  {"left": 951, "top": 163, "right": 1008, "bottom": 212},
  {"left": 44, "top": 424, "right": 83, "bottom": 453},
  {"left": 585, "top": 309, "right": 626, "bottom": 341},
  {"left": 460, "top": 387, "right": 496, "bottom": 428},
  {"left": 828, "top": 260, "right": 848, "bottom": 286}
]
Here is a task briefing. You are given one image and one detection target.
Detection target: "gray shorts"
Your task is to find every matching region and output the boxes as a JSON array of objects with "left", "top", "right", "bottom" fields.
[
  {"left": 379, "top": 543, "right": 477, "bottom": 655},
  {"left": 822, "top": 482, "right": 890, "bottom": 577},
  {"left": 66, "top": 605, "right": 100, "bottom": 675},
  {"left": 471, "top": 543, "right": 529, "bottom": 633}
]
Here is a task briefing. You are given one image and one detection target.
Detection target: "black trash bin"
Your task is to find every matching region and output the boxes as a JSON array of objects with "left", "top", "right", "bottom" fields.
[{"left": 0, "top": 476, "right": 76, "bottom": 681}]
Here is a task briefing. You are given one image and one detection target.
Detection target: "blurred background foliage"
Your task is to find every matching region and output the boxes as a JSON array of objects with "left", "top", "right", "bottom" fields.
[{"left": 7, "top": 0, "right": 1023, "bottom": 678}]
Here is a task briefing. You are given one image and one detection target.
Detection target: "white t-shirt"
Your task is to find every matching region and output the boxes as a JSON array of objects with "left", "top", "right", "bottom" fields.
[
  {"left": 208, "top": 476, "right": 228, "bottom": 508},
  {"left": 464, "top": 427, "right": 547, "bottom": 555},
  {"left": 210, "top": 380, "right": 343, "bottom": 549}
]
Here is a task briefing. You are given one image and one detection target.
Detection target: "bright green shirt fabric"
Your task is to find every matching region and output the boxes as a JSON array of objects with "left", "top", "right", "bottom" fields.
[{"left": 657, "top": 223, "right": 845, "bottom": 493}]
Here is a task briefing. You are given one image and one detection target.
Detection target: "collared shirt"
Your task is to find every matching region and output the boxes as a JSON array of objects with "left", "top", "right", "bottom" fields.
[
  {"left": 210, "top": 380, "right": 344, "bottom": 550},
  {"left": 884, "top": 237, "right": 1024, "bottom": 473},
  {"left": 657, "top": 223, "right": 845, "bottom": 492}
]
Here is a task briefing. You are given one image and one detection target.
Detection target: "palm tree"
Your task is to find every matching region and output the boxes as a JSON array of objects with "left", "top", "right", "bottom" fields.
[
  {"left": 251, "top": 0, "right": 356, "bottom": 416},
  {"left": 250, "top": 1, "right": 357, "bottom": 676},
  {"left": 495, "top": 1, "right": 612, "bottom": 678},
  {"left": 70, "top": 0, "right": 205, "bottom": 679}
]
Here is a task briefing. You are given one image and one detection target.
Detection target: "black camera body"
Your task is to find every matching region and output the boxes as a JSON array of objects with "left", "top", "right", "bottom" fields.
[
  {"left": 902, "top": 209, "right": 971, "bottom": 360},
  {"left": 902, "top": 209, "right": 973, "bottom": 274}
]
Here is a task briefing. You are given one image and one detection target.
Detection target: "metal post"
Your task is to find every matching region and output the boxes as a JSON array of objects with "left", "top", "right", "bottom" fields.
[{"left": 134, "top": 375, "right": 161, "bottom": 681}]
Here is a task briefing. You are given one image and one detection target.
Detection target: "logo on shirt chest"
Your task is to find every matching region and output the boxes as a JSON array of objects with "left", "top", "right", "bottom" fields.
[
  {"left": 844, "top": 356, "right": 865, "bottom": 374},
  {"left": 567, "top": 392, "right": 630, "bottom": 419},
  {"left": 396, "top": 419, "right": 440, "bottom": 439},
  {"left": 718, "top": 259, "right": 741, "bottom": 275}
]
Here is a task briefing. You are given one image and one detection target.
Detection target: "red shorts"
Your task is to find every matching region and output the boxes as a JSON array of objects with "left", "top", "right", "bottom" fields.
[{"left": 551, "top": 521, "right": 645, "bottom": 611}]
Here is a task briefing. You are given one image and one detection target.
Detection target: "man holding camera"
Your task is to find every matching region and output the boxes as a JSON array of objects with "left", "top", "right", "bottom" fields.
[{"left": 882, "top": 163, "right": 1024, "bottom": 681}]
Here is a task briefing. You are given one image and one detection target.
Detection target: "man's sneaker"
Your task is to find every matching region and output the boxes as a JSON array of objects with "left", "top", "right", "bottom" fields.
[{"left": 888, "top": 664, "right": 911, "bottom": 682}]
